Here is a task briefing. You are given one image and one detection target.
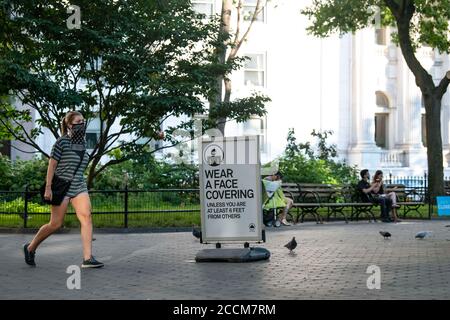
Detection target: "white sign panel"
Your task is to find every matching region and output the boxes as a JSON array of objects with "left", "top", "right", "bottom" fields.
[{"left": 199, "top": 136, "right": 263, "bottom": 243}]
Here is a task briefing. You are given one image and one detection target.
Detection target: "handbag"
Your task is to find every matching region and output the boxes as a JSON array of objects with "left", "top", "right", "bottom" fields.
[{"left": 40, "top": 151, "right": 85, "bottom": 205}]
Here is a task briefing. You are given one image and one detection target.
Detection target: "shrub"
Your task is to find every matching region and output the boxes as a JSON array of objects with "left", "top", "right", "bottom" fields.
[
  {"left": 277, "top": 128, "right": 358, "bottom": 185},
  {"left": 0, "top": 155, "right": 47, "bottom": 191}
]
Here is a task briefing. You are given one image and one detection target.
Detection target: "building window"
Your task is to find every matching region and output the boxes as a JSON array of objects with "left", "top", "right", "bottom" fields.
[
  {"left": 421, "top": 114, "right": 427, "bottom": 147},
  {"left": 242, "top": 0, "right": 265, "bottom": 22},
  {"left": 243, "top": 116, "right": 267, "bottom": 152},
  {"left": 375, "top": 114, "right": 388, "bottom": 149},
  {"left": 244, "top": 53, "right": 266, "bottom": 87},
  {"left": 86, "top": 57, "right": 102, "bottom": 71},
  {"left": 85, "top": 117, "right": 102, "bottom": 150},
  {"left": 86, "top": 132, "right": 98, "bottom": 150},
  {"left": 375, "top": 91, "right": 389, "bottom": 108},
  {"left": 375, "top": 28, "right": 387, "bottom": 45},
  {"left": 192, "top": 0, "right": 214, "bottom": 18},
  {"left": 0, "top": 140, "right": 11, "bottom": 158}
]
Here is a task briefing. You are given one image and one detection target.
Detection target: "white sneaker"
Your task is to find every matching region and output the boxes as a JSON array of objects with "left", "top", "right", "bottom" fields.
[{"left": 281, "top": 219, "right": 292, "bottom": 226}]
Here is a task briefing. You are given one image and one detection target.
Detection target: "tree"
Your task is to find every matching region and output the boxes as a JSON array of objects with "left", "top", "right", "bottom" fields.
[
  {"left": 208, "top": 0, "right": 270, "bottom": 134},
  {"left": 302, "top": 0, "right": 450, "bottom": 201},
  {"left": 0, "top": 0, "right": 258, "bottom": 188},
  {"left": 279, "top": 128, "right": 358, "bottom": 185}
]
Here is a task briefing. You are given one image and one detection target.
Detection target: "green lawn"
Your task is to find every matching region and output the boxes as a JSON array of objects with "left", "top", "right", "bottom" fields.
[
  {"left": 0, "top": 202, "right": 434, "bottom": 229},
  {"left": 0, "top": 192, "right": 201, "bottom": 228},
  {"left": 0, "top": 189, "right": 437, "bottom": 229},
  {"left": 0, "top": 211, "right": 201, "bottom": 228}
]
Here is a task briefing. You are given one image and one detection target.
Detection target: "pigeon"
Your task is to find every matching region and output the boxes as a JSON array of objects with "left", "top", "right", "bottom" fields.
[
  {"left": 415, "top": 231, "right": 432, "bottom": 239},
  {"left": 284, "top": 237, "right": 297, "bottom": 253},
  {"left": 379, "top": 231, "right": 391, "bottom": 239},
  {"left": 192, "top": 227, "right": 201, "bottom": 239}
]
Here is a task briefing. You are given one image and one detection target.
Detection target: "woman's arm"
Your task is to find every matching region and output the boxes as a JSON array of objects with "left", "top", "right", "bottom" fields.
[
  {"left": 370, "top": 182, "right": 381, "bottom": 194},
  {"left": 44, "top": 158, "right": 58, "bottom": 200},
  {"left": 362, "top": 182, "right": 380, "bottom": 193}
]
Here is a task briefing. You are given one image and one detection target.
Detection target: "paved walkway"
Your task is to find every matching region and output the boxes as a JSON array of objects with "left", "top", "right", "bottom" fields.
[{"left": 1, "top": 220, "right": 450, "bottom": 300}]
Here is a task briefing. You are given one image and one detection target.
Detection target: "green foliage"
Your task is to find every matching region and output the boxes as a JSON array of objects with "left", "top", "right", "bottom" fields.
[
  {"left": 1, "top": 197, "right": 48, "bottom": 213},
  {"left": 301, "top": 0, "right": 450, "bottom": 53},
  {"left": 90, "top": 154, "right": 199, "bottom": 190},
  {"left": 0, "top": 155, "right": 47, "bottom": 190},
  {"left": 278, "top": 128, "right": 358, "bottom": 185},
  {"left": 0, "top": 153, "right": 198, "bottom": 191},
  {"left": 208, "top": 93, "right": 270, "bottom": 125},
  {"left": 0, "top": 155, "right": 14, "bottom": 189},
  {"left": 0, "top": 0, "right": 264, "bottom": 185}
]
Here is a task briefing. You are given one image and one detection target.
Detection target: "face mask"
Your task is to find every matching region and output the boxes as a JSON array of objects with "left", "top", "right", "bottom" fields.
[
  {"left": 69, "top": 123, "right": 86, "bottom": 150},
  {"left": 71, "top": 123, "right": 85, "bottom": 133}
]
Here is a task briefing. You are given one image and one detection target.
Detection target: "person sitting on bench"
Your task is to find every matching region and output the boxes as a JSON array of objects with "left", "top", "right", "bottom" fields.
[
  {"left": 262, "top": 171, "right": 292, "bottom": 226},
  {"left": 371, "top": 170, "right": 401, "bottom": 223},
  {"left": 357, "top": 169, "right": 393, "bottom": 223}
]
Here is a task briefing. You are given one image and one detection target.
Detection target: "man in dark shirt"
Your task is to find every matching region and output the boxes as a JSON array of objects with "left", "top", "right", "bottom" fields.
[{"left": 357, "top": 169, "right": 393, "bottom": 222}]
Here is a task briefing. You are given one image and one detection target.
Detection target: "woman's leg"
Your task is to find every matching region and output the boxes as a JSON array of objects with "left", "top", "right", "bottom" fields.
[
  {"left": 28, "top": 198, "right": 70, "bottom": 252},
  {"left": 279, "top": 198, "right": 293, "bottom": 225},
  {"left": 387, "top": 193, "right": 400, "bottom": 221},
  {"left": 388, "top": 192, "right": 399, "bottom": 207},
  {"left": 71, "top": 193, "right": 93, "bottom": 260}
]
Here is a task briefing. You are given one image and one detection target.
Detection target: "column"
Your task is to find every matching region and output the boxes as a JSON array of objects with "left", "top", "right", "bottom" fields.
[{"left": 347, "top": 28, "right": 380, "bottom": 169}]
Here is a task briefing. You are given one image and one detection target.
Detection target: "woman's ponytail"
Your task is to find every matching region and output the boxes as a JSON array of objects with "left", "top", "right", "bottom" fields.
[
  {"left": 61, "top": 116, "right": 68, "bottom": 135},
  {"left": 60, "top": 111, "right": 83, "bottom": 136}
]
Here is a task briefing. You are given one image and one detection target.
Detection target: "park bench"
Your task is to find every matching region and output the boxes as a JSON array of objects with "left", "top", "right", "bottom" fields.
[
  {"left": 278, "top": 182, "right": 427, "bottom": 224},
  {"left": 281, "top": 183, "right": 323, "bottom": 224},
  {"left": 280, "top": 183, "right": 378, "bottom": 223},
  {"left": 298, "top": 183, "right": 378, "bottom": 223},
  {"left": 385, "top": 184, "right": 426, "bottom": 218}
]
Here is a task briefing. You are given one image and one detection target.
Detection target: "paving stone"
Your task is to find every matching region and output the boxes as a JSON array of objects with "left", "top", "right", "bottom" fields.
[{"left": 1, "top": 220, "right": 450, "bottom": 299}]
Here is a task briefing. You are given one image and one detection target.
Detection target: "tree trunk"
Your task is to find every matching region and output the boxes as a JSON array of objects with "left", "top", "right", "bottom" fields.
[
  {"left": 87, "top": 155, "right": 101, "bottom": 189},
  {"left": 218, "top": 77, "right": 233, "bottom": 133},
  {"left": 210, "top": 0, "right": 264, "bottom": 135},
  {"left": 392, "top": 10, "right": 446, "bottom": 203},
  {"left": 424, "top": 94, "right": 445, "bottom": 202},
  {"left": 209, "top": 0, "right": 232, "bottom": 136}
]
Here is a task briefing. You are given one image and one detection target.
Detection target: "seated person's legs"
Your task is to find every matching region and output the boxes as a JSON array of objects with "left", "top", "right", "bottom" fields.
[
  {"left": 278, "top": 198, "right": 293, "bottom": 226},
  {"left": 387, "top": 193, "right": 400, "bottom": 221},
  {"left": 377, "top": 198, "right": 390, "bottom": 221},
  {"left": 375, "top": 198, "right": 386, "bottom": 219},
  {"left": 388, "top": 192, "right": 399, "bottom": 208},
  {"left": 384, "top": 197, "right": 395, "bottom": 221}
]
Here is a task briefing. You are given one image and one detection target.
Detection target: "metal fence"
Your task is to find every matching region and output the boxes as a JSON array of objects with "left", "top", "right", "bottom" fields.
[
  {"left": 385, "top": 173, "right": 429, "bottom": 201},
  {"left": 0, "top": 187, "right": 201, "bottom": 229},
  {"left": 0, "top": 175, "right": 442, "bottom": 228}
]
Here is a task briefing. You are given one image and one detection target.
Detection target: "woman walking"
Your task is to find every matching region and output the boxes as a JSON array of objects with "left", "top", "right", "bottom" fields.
[{"left": 23, "top": 111, "right": 103, "bottom": 268}]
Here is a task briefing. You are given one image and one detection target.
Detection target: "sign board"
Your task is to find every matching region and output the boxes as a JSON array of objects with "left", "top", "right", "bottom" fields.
[
  {"left": 436, "top": 196, "right": 450, "bottom": 216},
  {"left": 199, "top": 136, "right": 263, "bottom": 243}
]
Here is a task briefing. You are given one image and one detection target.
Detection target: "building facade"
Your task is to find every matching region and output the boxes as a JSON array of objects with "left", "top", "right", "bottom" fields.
[
  {"left": 196, "top": 0, "right": 450, "bottom": 175},
  {"left": 4, "top": 0, "right": 450, "bottom": 177}
]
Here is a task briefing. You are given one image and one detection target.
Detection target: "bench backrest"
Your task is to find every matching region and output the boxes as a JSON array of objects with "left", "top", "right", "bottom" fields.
[
  {"left": 300, "top": 184, "right": 335, "bottom": 201},
  {"left": 280, "top": 182, "right": 419, "bottom": 203},
  {"left": 281, "top": 183, "right": 301, "bottom": 200}
]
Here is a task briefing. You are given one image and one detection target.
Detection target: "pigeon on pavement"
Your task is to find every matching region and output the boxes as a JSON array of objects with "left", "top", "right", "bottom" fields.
[
  {"left": 415, "top": 231, "right": 432, "bottom": 239},
  {"left": 284, "top": 237, "right": 297, "bottom": 253},
  {"left": 379, "top": 231, "right": 391, "bottom": 239}
]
